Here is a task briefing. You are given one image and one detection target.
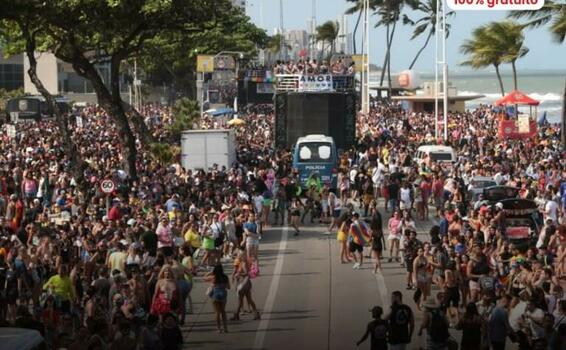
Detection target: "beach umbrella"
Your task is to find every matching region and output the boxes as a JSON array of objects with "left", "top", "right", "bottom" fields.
[{"left": 227, "top": 118, "right": 245, "bottom": 126}]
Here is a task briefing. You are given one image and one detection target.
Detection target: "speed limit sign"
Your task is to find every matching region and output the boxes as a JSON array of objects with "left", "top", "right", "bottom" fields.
[{"left": 100, "top": 179, "right": 115, "bottom": 194}]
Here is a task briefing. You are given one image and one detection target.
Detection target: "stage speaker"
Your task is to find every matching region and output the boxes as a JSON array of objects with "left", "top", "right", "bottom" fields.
[{"left": 275, "top": 92, "right": 356, "bottom": 149}]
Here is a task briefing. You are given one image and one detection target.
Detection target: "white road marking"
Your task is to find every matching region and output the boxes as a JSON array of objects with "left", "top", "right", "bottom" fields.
[
  {"left": 374, "top": 271, "right": 389, "bottom": 307},
  {"left": 253, "top": 213, "right": 289, "bottom": 349}
]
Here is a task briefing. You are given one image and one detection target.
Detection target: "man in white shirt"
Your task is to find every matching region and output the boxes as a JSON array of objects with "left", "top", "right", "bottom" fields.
[{"left": 545, "top": 193, "right": 559, "bottom": 223}]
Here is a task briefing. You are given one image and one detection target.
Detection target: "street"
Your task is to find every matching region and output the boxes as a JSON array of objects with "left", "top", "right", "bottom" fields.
[{"left": 183, "top": 205, "right": 437, "bottom": 350}]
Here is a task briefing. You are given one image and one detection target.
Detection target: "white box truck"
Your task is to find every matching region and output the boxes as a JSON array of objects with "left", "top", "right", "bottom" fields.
[{"left": 181, "top": 129, "right": 236, "bottom": 170}]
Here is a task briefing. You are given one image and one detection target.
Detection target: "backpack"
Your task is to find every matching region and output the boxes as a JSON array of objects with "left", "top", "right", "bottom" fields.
[
  {"left": 429, "top": 310, "right": 450, "bottom": 343},
  {"left": 479, "top": 276, "right": 495, "bottom": 291}
]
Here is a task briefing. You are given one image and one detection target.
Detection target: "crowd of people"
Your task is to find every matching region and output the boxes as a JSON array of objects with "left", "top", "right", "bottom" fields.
[
  {"left": 272, "top": 57, "right": 355, "bottom": 76},
  {"left": 344, "top": 102, "right": 566, "bottom": 350},
  {"left": 0, "top": 93, "right": 565, "bottom": 350}
]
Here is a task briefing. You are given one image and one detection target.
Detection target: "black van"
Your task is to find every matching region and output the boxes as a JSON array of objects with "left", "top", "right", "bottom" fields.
[{"left": 5, "top": 95, "right": 70, "bottom": 122}]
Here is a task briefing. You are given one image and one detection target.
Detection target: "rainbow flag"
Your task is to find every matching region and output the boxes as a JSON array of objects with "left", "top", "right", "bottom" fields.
[{"left": 350, "top": 222, "right": 371, "bottom": 246}]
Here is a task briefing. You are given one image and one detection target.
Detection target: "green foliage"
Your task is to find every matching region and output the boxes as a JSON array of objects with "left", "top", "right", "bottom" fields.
[
  {"left": 316, "top": 21, "right": 340, "bottom": 53},
  {"left": 509, "top": 0, "right": 566, "bottom": 43},
  {"left": 148, "top": 142, "right": 179, "bottom": 165},
  {"left": 460, "top": 20, "right": 528, "bottom": 94},
  {"left": 168, "top": 97, "right": 200, "bottom": 141},
  {"left": 139, "top": 6, "right": 267, "bottom": 97},
  {"left": 0, "top": 88, "right": 24, "bottom": 113},
  {"left": 266, "top": 34, "right": 291, "bottom": 54}
]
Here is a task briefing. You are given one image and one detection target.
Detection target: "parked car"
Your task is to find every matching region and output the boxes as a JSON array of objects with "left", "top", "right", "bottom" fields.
[{"left": 468, "top": 176, "right": 497, "bottom": 201}]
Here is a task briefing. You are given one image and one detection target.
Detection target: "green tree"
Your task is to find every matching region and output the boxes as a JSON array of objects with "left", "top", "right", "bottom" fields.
[
  {"left": 509, "top": 0, "right": 566, "bottom": 43},
  {"left": 403, "top": 0, "right": 454, "bottom": 69},
  {"left": 168, "top": 97, "right": 200, "bottom": 142},
  {"left": 266, "top": 34, "right": 292, "bottom": 56},
  {"left": 0, "top": 0, "right": 239, "bottom": 179},
  {"left": 345, "top": 0, "right": 379, "bottom": 54},
  {"left": 0, "top": 87, "right": 23, "bottom": 114},
  {"left": 140, "top": 8, "right": 268, "bottom": 99},
  {"left": 316, "top": 21, "right": 340, "bottom": 55},
  {"left": 374, "top": 0, "right": 415, "bottom": 90},
  {"left": 485, "top": 21, "right": 529, "bottom": 90},
  {"left": 460, "top": 25, "right": 507, "bottom": 96},
  {"left": 1, "top": 21, "right": 94, "bottom": 207}
]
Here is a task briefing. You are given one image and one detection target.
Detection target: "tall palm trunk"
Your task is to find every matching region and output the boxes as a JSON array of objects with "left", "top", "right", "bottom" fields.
[
  {"left": 409, "top": 30, "right": 434, "bottom": 70},
  {"left": 387, "top": 20, "right": 397, "bottom": 97},
  {"left": 511, "top": 60, "right": 518, "bottom": 90},
  {"left": 352, "top": 8, "right": 363, "bottom": 54},
  {"left": 494, "top": 64, "right": 505, "bottom": 97},
  {"left": 379, "top": 23, "right": 390, "bottom": 86}
]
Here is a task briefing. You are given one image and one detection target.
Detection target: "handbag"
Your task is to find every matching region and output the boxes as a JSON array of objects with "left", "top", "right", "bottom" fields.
[
  {"left": 249, "top": 262, "right": 259, "bottom": 279},
  {"left": 205, "top": 286, "right": 213, "bottom": 298}
]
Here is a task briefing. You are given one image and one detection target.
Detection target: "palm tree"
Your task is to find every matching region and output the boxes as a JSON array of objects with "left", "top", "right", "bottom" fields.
[
  {"left": 374, "top": 0, "right": 415, "bottom": 89},
  {"left": 345, "top": 0, "right": 364, "bottom": 54},
  {"left": 508, "top": 0, "right": 566, "bottom": 43},
  {"left": 486, "top": 21, "right": 529, "bottom": 90},
  {"left": 316, "top": 21, "right": 340, "bottom": 56},
  {"left": 345, "top": 0, "right": 379, "bottom": 54},
  {"left": 267, "top": 34, "right": 291, "bottom": 56},
  {"left": 460, "top": 21, "right": 529, "bottom": 95},
  {"left": 403, "top": 0, "right": 454, "bottom": 69},
  {"left": 460, "top": 25, "right": 507, "bottom": 96}
]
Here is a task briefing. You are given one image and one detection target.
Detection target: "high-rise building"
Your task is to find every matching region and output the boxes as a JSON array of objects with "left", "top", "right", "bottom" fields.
[{"left": 336, "top": 15, "right": 352, "bottom": 54}]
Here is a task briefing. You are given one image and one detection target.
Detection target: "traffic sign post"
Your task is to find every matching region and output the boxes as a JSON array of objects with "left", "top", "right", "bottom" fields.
[
  {"left": 9, "top": 112, "right": 19, "bottom": 123},
  {"left": 100, "top": 179, "right": 115, "bottom": 215}
]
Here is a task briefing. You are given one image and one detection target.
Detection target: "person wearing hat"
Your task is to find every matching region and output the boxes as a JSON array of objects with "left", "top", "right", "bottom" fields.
[{"left": 356, "top": 306, "right": 388, "bottom": 349}]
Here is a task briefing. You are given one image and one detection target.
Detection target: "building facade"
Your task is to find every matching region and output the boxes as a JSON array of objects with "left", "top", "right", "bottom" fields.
[{"left": 0, "top": 51, "right": 24, "bottom": 91}]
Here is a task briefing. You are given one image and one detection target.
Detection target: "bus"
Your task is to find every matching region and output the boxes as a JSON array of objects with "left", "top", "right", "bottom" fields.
[{"left": 292, "top": 134, "right": 338, "bottom": 190}]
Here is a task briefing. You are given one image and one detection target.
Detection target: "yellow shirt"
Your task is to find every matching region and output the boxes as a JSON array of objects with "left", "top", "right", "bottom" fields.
[
  {"left": 184, "top": 229, "right": 201, "bottom": 248},
  {"left": 43, "top": 275, "right": 75, "bottom": 301},
  {"left": 108, "top": 251, "right": 127, "bottom": 273}
]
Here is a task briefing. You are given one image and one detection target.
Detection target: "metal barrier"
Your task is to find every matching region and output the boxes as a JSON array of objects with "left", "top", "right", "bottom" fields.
[{"left": 275, "top": 74, "right": 355, "bottom": 92}]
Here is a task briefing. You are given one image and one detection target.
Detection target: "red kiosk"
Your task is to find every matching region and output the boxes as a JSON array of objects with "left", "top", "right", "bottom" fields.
[{"left": 495, "top": 90, "right": 539, "bottom": 139}]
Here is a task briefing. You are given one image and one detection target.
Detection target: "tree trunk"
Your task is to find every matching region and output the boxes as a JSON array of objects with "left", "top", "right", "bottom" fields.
[
  {"left": 71, "top": 56, "right": 139, "bottom": 180},
  {"left": 387, "top": 20, "right": 397, "bottom": 98},
  {"left": 23, "top": 28, "right": 93, "bottom": 213},
  {"left": 494, "top": 64, "right": 505, "bottom": 97},
  {"left": 352, "top": 9, "right": 362, "bottom": 54},
  {"left": 409, "top": 30, "right": 433, "bottom": 70},
  {"left": 511, "top": 60, "right": 518, "bottom": 90},
  {"left": 561, "top": 79, "right": 565, "bottom": 150},
  {"left": 379, "top": 23, "right": 390, "bottom": 87}
]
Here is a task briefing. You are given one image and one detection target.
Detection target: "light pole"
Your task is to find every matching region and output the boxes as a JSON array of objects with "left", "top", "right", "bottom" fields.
[
  {"left": 435, "top": 0, "right": 448, "bottom": 141},
  {"left": 361, "top": 0, "right": 370, "bottom": 114}
]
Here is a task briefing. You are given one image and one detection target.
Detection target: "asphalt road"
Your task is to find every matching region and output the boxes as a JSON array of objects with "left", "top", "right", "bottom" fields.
[{"left": 182, "top": 205, "right": 440, "bottom": 350}]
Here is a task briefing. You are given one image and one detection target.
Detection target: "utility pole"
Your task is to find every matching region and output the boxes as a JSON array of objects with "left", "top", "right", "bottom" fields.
[
  {"left": 361, "top": 0, "right": 370, "bottom": 114},
  {"left": 434, "top": 0, "right": 439, "bottom": 140},
  {"left": 279, "top": 0, "right": 286, "bottom": 61},
  {"left": 562, "top": 79, "right": 566, "bottom": 150},
  {"left": 435, "top": 0, "right": 448, "bottom": 141},
  {"left": 442, "top": 0, "right": 448, "bottom": 141}
]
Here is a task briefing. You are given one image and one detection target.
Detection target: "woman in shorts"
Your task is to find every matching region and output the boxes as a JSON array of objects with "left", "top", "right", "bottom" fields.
[
  {"left": 337, "top": 217, "right": 353, "bottom": 264},
  {"left": 387, "top": 210, "right": 402, "bottom": 263},
  {"left": 370, "top": 206, "right": 386, "bottom": 273},
  {"left": 289, "top": 197, "right": 303, "bottom": 236}
]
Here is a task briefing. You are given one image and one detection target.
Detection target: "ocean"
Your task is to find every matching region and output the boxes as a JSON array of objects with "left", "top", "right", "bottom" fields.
[{"left": 421, "top": 70, "right": 565, "bottom": 123}]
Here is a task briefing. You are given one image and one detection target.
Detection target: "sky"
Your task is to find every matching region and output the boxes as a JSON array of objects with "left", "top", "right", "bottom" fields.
[{"left": 245, "top": 0, "right": 566, "bottom": 73}]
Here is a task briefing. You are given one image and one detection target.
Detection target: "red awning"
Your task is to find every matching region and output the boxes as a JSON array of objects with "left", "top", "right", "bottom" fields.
[{"left": 495, "top": 90, "right": 540, "bottom": 106}]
